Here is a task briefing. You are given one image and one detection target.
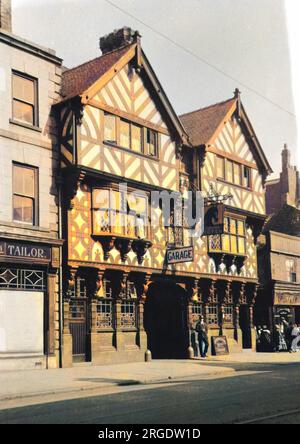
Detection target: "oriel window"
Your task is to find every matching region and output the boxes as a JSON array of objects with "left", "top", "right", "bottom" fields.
[
  {"left": 13, "top": 164, "right": 38, "bottom": 225},
  {"left": 209, "top": 217, "right": 246, "bottom": 255},
  {"left": 12, "top": 72, "right": 38, "bottom": 126},
  {"left": 104, "top": 113, "right": 117, "bottom": 144}
]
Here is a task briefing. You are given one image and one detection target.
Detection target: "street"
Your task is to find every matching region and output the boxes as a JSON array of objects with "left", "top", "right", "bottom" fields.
[{"left": 0, "top": 362, "right": 300, "bottom": 424}]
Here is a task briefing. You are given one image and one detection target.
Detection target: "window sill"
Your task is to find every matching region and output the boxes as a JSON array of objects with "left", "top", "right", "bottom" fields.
[
  {"left": 216, "top": 178, "right": 252, "bottom": 191},
  {"left": 103, "top": 141, "right": 159, "bottom": 162},
  {"left": 9, "top": 119, "right": 42, "bottom": 133}
]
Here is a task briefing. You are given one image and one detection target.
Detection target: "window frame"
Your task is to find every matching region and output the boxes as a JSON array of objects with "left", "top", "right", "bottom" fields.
[
  {"left": 216, "top": 155, "right": 252, "bottom": 190},
  {"left": 11, "top": 70, "right": 39, "bottom": 128},
  {"left": 209, "top": 216, "right": 246, "bottom": 256},
  {"left": 286, "top": 259, "right": 297, "bottom": 283},
  {"left": 12, "top": 162, "right": 39, "bottom": 226},
  {"left": 92, "top": 187, "right": 149, "bottom": 240}
]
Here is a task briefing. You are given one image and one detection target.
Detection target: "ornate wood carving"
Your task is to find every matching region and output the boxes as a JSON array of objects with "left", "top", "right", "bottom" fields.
[
  {"left": 132, "top": 239, "right": 153, "bottom": 265},
  {"left": 117, "top": 272, "right": 129, "bottom": 300},
  {"left": 64, "top": 169, "right": 86, "bottom": 210},
  {"left": 115, "top": 238, "right": 133, "bottom": 262}
]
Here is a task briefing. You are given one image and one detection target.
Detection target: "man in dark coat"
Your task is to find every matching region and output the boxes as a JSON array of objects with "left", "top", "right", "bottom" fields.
[{"left": 196, "top": 316, "right": 209, "bottom": 358}]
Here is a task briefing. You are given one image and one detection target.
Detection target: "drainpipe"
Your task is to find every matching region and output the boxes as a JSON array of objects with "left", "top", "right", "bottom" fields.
[{"left": 58, "top": 177, "right": 63, "bottom": 368}]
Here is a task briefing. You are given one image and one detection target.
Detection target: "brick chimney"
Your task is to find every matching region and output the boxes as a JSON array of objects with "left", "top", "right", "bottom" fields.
[
  {"left": 0, "top": 0, "right": 12, "bottom": 32},
  {"left": 100, "top": 27, "right": 139, "bottom": 54}
]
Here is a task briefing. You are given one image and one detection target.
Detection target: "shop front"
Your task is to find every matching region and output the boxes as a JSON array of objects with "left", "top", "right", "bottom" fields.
[{"left": 0, "top": 238, "right": 60, "bottom": 370}]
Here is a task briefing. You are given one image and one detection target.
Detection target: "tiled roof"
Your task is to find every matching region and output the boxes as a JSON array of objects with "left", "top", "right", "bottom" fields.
[
  {"left": 263, "top": 204, "right": 300, "bottom": 236},
  {"left": 61, "top": 44, "right": 133, "bottom": 101},
  {"left": 180, "top": 98, "right": 236, "bottom": 146}
]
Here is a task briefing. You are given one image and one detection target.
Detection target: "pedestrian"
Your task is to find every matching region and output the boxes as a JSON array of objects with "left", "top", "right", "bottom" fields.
[
  {"left": 285, "top": 321, "right": 294, "bottom": 352},
  {"left": 196, "top": 316, "right": 209, "bottom": 358},
  {"left": 290, "top": 324, "right": 300, "bottom": 353}
]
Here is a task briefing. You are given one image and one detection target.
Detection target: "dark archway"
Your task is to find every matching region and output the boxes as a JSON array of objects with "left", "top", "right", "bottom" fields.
[{"left": 144, "top": 280, "right": 189, "bottom": 359}]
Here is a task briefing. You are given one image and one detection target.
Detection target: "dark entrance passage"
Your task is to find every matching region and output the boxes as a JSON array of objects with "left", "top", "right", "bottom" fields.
[
  {"left": 239, "top": 305, "right": 252, "bottom": 349},
  {"left": 144, "top": 281, "right": 189, "bottom": 359}
]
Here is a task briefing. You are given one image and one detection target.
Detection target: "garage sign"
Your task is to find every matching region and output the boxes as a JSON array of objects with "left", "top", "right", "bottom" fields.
[{"left": 166, "top": 246, "right": 194, "bottom": 265}]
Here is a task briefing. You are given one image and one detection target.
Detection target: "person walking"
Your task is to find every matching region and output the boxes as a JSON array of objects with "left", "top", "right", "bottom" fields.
[
  {"left": 290, "top": 324, "right": 300, "bottom": 353},
  {"left": 284, "top": 321, "right": 294, "bottom": 352},
  {"left": 196, "top": 316, "right": 209, "bottom": 358}
]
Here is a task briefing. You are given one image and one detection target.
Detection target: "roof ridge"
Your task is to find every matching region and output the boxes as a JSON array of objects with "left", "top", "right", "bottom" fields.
[
  {"left": 180, "top": 97, "right": 236, "bottom": 118},
  {"left": 63, "top": 43, "right": 133, "bottom": 75}
]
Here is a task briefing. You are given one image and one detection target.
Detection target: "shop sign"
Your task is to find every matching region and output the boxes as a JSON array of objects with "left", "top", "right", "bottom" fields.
[
  {"left": 274, "top": 293, "right": 300, "bottom": 306},
  {"left": 212, "top": 336, "right": 229, "bottom": 356},
  {"left": 203, "top": 203, "right": 225, "bottom": 236},
  {"left": 166, "top": 246, "right": 194, "bottom": 265},
  {"left": 0, "top": 240, "right": 51, "bottom": 264}
]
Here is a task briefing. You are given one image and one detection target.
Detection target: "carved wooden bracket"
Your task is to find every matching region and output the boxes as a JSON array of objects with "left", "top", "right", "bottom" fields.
[
  {"left": 117, "top": 272, "right": 129, "bottom": 300},
  {"left": 92, "top": 235, "right": 116, "bottom": 261},
  {"left": 115, "top": 237, "right": 134, "bottom": 262},
  {"left": 132, "top": 239, "right": 153, "bottom": 265},
  {"left": 64, "top": 267, "right": 77, "bottom": 301},
  {"left": 64, "top": 169, "right": 86, "bottom": 210}
]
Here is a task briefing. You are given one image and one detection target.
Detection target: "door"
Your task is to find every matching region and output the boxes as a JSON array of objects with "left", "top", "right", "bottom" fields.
[
  {"left": 144, "top": 281, "right": 189, "bottom": 359},
  {"left": 239, "top": 305, "right": 252, "bottom": 349},
  {"left": 69, "top": 298, "right": 88, "bottom": 362}
]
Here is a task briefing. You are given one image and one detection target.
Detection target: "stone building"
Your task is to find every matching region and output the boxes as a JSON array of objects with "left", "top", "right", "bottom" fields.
[
  {"left": 0, "top": 0, "right": 63, "bottom": 370},
  {"left": 55, "top": 28, "right": 272, "bottom": 366},
  {"left": 256, "top": 145, "right": 300, "bottom": 337}
]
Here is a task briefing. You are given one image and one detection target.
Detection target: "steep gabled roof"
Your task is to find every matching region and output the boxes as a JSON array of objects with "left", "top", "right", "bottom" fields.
[
  {"left": 59, "top": 41, "right": 188, "bottom": 144},
  {"left": 180, "top": 98, "right": 235, "bottom": 146},
  {"left": 61, "top": 44, "right": 133, "bottom": 101},
  {"left": 180, "top": 95, "right": 272, "bottom": 175}
]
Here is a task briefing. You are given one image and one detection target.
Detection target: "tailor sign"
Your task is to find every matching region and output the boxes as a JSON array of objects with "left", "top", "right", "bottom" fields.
[
  {"left": 0, "top": 240, "right": 51, "bottom": 264},
  {"left": 166, "top": 246, "right": 194, "bottom": 265}
]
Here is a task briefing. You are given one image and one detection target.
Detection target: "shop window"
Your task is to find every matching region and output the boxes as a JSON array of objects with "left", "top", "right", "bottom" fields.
[
  {"left": 92, "top": 188, "right": 148, "bottom": 239},
  {"left": 121, "top": 300, "right": 137, "bottom": 329},
  {"left": 13, "top": 163, "right": 38, "bottom": 225},
  {"left": 192, "top": 303, "right": 203, "bottom": 324},
  {"left": 104, "top": 112, "right": 117, "bottom": 144},
  {"left": 12, "top": 71, "right": 38, "bottom": 126},
  {"left": 209, "top": 217, "right": 246, "bottom": 255},
  {"left": 0, "top": 268, "right": 45, "bottom": 291},
  {"left": 207, "top": 305, "right": 219, "bottom": 326},
  {"left": 223, "top": 305, "right": 234, "bottom": 324}
]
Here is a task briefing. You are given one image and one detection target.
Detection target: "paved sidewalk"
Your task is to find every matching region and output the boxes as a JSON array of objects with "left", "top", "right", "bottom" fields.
[
  {"left": 0, "top": 360, "right": 234, "bottom": 402},
  {"left": 207, "top": 350, "right": 300, "bottom": 364}
]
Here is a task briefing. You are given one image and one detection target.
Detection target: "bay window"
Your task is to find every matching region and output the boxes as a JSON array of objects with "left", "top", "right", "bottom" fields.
[
  {"left": 209, "top": 217, "right": 246, "bottom": 255},
  {"left": 92, "top": 188, "right": 148, "bottom": 239}
]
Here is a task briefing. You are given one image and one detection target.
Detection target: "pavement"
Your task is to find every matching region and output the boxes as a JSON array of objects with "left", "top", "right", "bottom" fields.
[
  {"left": 0, "top": 359, "right": 234, "bottom": 403},
  {"left": 1, "top": 351, "right": 300, "bottom": 405}
]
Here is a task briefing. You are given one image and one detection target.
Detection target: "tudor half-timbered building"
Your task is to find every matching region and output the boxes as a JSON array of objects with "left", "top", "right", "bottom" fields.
[
  {"left": 56, "top": 28, "right": 193, "bottom": 365},
  {"left": 181, "top": 90, "right": 272, "bottom": 353},
  {"left": 56, "top": 28, "right": 272, "bottom": 366}
]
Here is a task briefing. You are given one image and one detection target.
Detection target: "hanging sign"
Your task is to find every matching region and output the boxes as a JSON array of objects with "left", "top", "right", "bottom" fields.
[
  {"left": 166, "top": 246, "right": 194, "bottom": 265},
  {"left": 203, "top": 203, "right": 225, "bottom": 236}
]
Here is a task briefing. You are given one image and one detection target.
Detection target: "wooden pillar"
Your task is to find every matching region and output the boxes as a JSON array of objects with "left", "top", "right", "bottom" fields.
[
  {"left": 61, "top": 267, "right": 77, "bottom": 368},
  {"left": 137, "top": 274, "right": 151, "bottom": 351},
  {"left": 115, "top": 272, "right": 129, "bottom": 351}
]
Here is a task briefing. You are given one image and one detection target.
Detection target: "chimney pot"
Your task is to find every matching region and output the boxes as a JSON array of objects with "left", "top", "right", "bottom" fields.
[{"left": 0, "top": 0, "right": 12, "bottom": 32}]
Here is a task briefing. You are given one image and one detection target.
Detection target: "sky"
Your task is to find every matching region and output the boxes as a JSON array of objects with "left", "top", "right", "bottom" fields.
[{"left": 11, "top": 0, "right": 299, "bottom": 176}]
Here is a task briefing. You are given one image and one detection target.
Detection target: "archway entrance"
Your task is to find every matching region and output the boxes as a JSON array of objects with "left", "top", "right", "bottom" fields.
[{"left": 144, "top": 280, "right": 189, "bottom": 359}]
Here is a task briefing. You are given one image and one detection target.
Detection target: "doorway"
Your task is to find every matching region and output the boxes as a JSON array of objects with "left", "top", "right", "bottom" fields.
[
  {"left": 69, "top": 297, "right": 89, "bottom": 362},
  {"left": 144, "top": 280, "right": 189, "bottom": 359},
  {"left": 239, "top": 305, "right": 252, "bottom": 349}
]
